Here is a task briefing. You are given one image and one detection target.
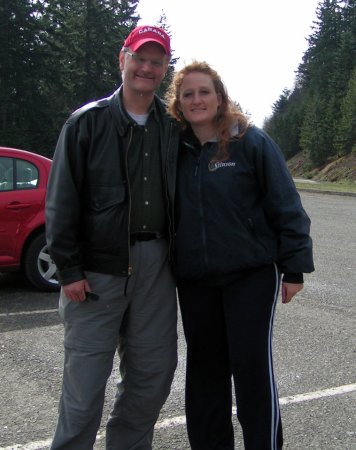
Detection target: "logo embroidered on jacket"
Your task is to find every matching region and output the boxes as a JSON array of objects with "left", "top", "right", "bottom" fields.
[{"left": 208, "top": 160, "right": 236, "bottom": 172}]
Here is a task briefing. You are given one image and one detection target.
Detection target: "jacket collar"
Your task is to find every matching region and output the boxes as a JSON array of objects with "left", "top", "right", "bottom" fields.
[
  {"left": 181, "top": 126, "right": 202, "bottom": 154},
  {"left": 109, "top": 85, "right": 168, "bottom": 136}
]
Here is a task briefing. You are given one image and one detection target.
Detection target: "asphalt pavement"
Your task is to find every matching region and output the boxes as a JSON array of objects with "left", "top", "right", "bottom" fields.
[{"left": 0, "top": 191, "right": 355, "bottom": 450}]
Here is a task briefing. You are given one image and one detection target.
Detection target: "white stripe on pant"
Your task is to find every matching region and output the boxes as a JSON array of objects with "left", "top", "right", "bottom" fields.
[{"left": 178, "top": 263, "right": 283, "bottom": 450}]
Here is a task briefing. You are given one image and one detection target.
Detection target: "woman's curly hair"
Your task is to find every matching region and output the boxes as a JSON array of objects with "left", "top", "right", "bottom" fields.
[{"left": 165, "top": 60, "right": 250, "bottom": 160}]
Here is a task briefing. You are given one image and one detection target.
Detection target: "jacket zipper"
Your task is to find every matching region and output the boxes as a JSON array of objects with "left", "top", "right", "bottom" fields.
[
  {"left": 126, "top": 127, "right": 133, "bottom": 276},
  {"left": 194, "top": 154, "right": 200, "bottom": 176},
  {"left": 195, "top": 148, "right": 209, "bottom": 270},
  {"left": 165, "top": 122, "right": 174, "bottom": 263}
]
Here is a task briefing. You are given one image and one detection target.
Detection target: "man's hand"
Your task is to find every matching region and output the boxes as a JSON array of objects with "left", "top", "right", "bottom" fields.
[
  {"left": 281, "top": 282, "right": 303, "bottom": 304},
  {"left": 63, "top": 279, "right": 91, "bottom": 302}
]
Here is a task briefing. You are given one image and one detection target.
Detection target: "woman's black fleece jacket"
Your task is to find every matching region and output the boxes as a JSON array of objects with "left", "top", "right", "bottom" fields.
[{"left": 173, "top": 125, "right": 314, "bottom": 285}]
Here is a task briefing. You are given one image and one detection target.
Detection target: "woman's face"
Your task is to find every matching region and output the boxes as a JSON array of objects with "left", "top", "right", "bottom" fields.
[{"left": 178, "top": 72, "right": 222, "bottom": 128}]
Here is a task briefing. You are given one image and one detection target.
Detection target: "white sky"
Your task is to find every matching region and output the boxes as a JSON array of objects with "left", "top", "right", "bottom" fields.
[{"left": 136, "top": 0, "right": 320, "bottom": 126}]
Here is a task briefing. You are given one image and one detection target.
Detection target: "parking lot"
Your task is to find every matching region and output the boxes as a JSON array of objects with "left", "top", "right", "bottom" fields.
[{"left": 0, "top": 192, "right": 355, "bottom": 449}]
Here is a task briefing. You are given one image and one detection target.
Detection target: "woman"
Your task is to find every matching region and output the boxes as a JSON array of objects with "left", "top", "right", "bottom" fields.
[{"left": 165, "top": 61, "right": 314, "bottom": 450}]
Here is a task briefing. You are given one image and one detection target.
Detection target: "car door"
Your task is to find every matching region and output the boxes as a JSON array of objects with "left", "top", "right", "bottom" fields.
[{"left": 0, "top": 155, "right": 44, "bottom": 268}]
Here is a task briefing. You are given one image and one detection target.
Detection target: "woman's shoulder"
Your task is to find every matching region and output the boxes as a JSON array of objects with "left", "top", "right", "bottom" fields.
[
  {"left": 229, "top": 125, "right": 264, "bottom": 148},
  {"left": 238, "top": 125, "right": 280, "bottom": 152},
  {"left": 244, "top": 125, "right": 269, "bottom": 141}
]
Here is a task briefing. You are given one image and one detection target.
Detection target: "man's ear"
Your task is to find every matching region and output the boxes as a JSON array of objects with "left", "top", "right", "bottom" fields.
[{"left": 119, "top": 51, "right": 125, "bottom": 71}]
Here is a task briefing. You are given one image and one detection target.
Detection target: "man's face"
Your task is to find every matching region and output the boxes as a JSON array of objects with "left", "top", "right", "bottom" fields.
[{"left": 120, "top": 42, "right": 169, "bottom": 95}]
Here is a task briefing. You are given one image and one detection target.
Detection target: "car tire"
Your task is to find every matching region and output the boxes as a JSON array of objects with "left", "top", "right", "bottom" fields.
[{"left": 24, "top": 232, "right": 60, "bottom": 292}]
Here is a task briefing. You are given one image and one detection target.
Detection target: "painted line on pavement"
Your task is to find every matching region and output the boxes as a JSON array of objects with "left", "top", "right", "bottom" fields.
[
  {"left": 0, "top": 309, "right": 58, "bottom": 318},
  {"left": 1, "top": 382, "right": 355, "bottom": 450},
  {"left": 278, "top": 383, "right": 356, "bottom": 405}
]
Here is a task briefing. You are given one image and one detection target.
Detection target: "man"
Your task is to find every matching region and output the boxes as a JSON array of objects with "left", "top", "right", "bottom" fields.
[{"left": 46, "top": 25, "right": 179, "bottom": 450}]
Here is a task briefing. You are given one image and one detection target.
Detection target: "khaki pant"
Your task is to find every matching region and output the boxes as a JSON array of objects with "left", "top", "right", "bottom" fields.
[{"left": 51, "top": 239, "right": 178, "bottom": 450}]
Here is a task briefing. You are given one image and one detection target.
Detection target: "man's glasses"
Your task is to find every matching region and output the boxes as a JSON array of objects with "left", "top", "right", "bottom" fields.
[{"left": 124, "top": 50, "right": 165, "bottom": 69}]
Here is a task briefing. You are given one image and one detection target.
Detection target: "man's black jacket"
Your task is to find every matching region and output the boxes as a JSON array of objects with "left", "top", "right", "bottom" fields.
[{"left": 46, "top": 86, "right": 180, "bottom": 285}]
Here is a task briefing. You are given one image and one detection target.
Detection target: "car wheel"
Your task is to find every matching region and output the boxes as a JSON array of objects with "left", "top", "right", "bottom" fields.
[{"left": 24, "top": 232, "right": 59, "bottom": 292}]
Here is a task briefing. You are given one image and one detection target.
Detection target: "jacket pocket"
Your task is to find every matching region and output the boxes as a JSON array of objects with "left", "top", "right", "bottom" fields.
[
  {"left": 83, "top": 184, "right": 128, "bottom": 251},
  {"left": 247, "top": 214, "right": 276, "bottom": 257},
  {"left": 88, "top": 184, "right": 126, "bottom": 211}
]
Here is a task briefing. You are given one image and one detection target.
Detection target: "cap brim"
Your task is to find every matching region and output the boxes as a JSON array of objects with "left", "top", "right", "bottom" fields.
[{"left": 130, "top": 38, "right": 170, "bottom": 55}]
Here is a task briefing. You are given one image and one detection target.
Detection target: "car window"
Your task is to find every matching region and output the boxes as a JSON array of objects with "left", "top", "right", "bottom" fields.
[
  {"left": 0, "top": 157, "right": 13, "bottom": 191},
  {"left": 0, "top": 157, "right": 39, "bottom": 191},
  {"left": 16, "top": 158, "right": 39, "bottom": 189}
]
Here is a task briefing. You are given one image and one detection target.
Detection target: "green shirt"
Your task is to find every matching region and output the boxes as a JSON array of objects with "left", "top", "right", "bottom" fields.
[{"left": 127, "top": 106, "right": 167, "bottom": 234}]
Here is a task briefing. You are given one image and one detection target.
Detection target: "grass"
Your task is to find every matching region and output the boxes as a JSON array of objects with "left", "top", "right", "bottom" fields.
[{"left": 294, "top": 179, "right": 356, "bottom": 194}]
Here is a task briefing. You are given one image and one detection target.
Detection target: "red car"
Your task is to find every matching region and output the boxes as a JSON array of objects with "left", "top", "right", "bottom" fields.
[{"left": 0, "top": 146, "right": 59, "bottom": 291}]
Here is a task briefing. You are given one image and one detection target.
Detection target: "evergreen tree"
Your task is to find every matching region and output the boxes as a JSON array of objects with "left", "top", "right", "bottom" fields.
[
  {"left": 0, "top": 0, "right": 141, "bottom": 156},
  {"left": 267, "top": 0, "right": 356, "bottom": 167},
  {"left": 38, "top": 0, "right": 140, "bottom": 155},
  {"left": 300, "top": 95, "right": 330, "bottom": 165},
  {"left": 0, "top": 0, "right": 45, "bottom": 150},
  {"left": 144, "top": 10, "right": 179, "bottom": 99},
  {"left": 265, "top": 88, "right": 304, "bottom": 160},
  {"left": 300, "top": 0, "right": 343, "bottom": 164},
  {"left": 334, "top": 68, "right": 356, "bottom": 155}
]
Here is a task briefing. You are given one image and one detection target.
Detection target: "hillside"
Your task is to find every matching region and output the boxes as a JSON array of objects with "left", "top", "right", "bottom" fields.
[{"left": 287, "top": 152, "right": 356, "bottom": 183}]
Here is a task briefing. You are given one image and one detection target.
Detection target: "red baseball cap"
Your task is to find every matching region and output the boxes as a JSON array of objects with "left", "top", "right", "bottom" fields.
[{"left": 123, "top": 25, "right": 171, "bottom": 55}]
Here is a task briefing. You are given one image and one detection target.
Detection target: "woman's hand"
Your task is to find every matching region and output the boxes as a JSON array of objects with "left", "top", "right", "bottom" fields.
[{"left": 281, "top": 282, "right": 303, "bottom": 304}]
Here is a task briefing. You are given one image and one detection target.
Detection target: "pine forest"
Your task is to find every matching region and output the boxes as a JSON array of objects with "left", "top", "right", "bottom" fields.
[{"left": 0, "top": 0, "right": 355, "bottom": 169}]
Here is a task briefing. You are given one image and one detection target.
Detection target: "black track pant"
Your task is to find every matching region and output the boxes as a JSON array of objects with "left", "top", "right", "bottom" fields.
[{"left": 177, "top": 264, "right": 283, "bottom": 450}]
